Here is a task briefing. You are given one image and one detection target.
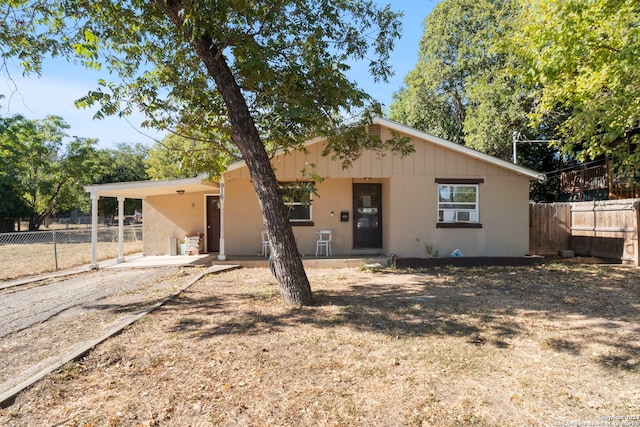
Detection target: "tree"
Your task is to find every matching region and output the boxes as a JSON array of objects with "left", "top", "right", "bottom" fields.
[
  {"left": 391, "top": 0, "right": 510, "bottom": 147},
  {"left": 1, "top": 1, "right": 408, "bottom": 305},
  {"left": 93, "top": 142, "right": 150, "bottom": 219},
  {"left": 0, "top": 114, "right": 100, "bottom": 230},
  {"left": 390, "top": 0, "right": 542, "bottom": 160},
  {"left": 146, "top": 133, "right": 238, "bottom": 180},
  {"left": 0, "top": 114, "right": 31, "bottom": 230},
  {"left": 388, "top": 0, "right": 568, "bottom": 201},
  {"left": 95, "top": 143, "right": 149, "bottom": 185},
  {"left": 513, "top": 0, "right": 640, "bottom": 179}
]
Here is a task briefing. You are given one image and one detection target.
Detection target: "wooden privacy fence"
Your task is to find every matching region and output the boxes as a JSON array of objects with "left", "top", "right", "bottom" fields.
[{"left": 530, "top": 199, "right": 640, "bottom": 265}]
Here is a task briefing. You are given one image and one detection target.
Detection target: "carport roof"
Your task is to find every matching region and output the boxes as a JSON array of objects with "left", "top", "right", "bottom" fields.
[{"left": 84, "top": 173, "right": 220, "bottom": 199}]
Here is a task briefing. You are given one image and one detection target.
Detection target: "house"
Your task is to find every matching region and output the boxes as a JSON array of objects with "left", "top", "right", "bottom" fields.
[{"left": 84, "top": 117, "right": 544, "bottom": 266}]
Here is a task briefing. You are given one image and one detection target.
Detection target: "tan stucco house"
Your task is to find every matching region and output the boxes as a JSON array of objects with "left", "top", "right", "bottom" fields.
[{"left": 85, "top": 117, "right": 544, "bottom": 266}]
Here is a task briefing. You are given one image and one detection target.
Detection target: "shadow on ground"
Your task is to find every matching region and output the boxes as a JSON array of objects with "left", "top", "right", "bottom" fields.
[{"left": 109, "top": 263, "right": 640, "bottom": 372}]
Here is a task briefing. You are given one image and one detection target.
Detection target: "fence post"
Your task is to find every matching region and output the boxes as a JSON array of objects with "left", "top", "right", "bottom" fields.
[
  {"left": 52, "top": 230, "right": 58, "bottom": 271},
  {"left": 90, "top": 192, "right": 99, "bottom": 270}
]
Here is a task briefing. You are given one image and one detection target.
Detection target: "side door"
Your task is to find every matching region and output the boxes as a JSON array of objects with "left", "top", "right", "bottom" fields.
[{"left": 206, "top": 196, "right": 220, "bottom": 252}]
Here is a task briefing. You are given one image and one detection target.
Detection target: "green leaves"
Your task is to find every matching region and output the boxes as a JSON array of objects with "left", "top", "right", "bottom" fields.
[
  {"left": 391, "top": 0, "right": 640, "bottom": 188},
  {"left": 146, "top": 133, "right": 238, "bottom": 180},
  {"left": 1, "top": 0, "right": 404, "bottom": 163},
  {"left": 514, "top": 0, "right": 640, "bottom": 177},
  {"left": 390, "top": 0, "right": 525, "bottom": 156},
  {"left": 94, "top": 142, "right": 149, "bottom": 185},
  {"left": 0, "top": 114, "right": 100, "bottom": 229},
  {"left": 72, "top": 29, "right": 101, "bottom": 70}
]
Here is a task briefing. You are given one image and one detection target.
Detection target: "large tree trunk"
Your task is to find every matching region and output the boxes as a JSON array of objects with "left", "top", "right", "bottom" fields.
[
  {"left": 159, "top": 26, "right": 313, "bottom": 304},
  {"left": 204, "top": 52, "right": 312, "bottom": 305}
]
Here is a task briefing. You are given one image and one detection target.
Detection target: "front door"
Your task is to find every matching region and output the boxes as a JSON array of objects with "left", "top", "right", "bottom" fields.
[
  {"left": 353, "top": 183, "right": 382, "bottom": 249},
  {"left": 206, "top": 196, "right": 220, "bottom": 252}
]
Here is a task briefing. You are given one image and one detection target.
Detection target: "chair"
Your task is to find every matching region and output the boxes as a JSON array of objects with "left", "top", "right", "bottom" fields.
[
  {"left": 261, "top": 230, "right": 271, "bottom": 257},
  {"left": 315, "top": 229, "right": 332, "bottom": 256}
]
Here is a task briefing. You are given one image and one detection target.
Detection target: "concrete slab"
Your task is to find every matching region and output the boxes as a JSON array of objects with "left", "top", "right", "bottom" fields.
[
  {"left": 104, "top": 254, "right": 218, "bottom": 269},
  {"left": 214, "top": 255, "right": 390, "bottom": 269},
  {"left": 559, "top": 250, "right": 575, "bottom": 258}
]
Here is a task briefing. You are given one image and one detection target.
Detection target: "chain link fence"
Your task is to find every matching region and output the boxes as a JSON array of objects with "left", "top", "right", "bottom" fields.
[{"left": 0, "top": 225, "right": 143, "bottom": 280}]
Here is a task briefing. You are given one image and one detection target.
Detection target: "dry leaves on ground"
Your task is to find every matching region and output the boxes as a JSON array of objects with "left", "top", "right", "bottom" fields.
[{"left": 1, "top": 261, "right": 639, "bottom": 426}]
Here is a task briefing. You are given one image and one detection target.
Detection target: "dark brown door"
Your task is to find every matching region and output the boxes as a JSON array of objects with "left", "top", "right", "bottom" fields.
[
  {"left": 353, "top": 183, "right": 382, "bottom": 249},
  {"left": 206, "top": 196, "right": 220, "bottom": 252}
]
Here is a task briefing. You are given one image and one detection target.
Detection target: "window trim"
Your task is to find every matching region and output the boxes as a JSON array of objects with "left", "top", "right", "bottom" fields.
[
  {"left": 436, "top": 222, "right": 483, "bottom": 229},
  {"left": 289, "top": 220, "right": 315, "bottom": 227},
  {"left": 435, "top": 178, "right": 484, "bottom": 184},
  {"left": 435, "top": 179, "right": 483, "bottom": 229}
]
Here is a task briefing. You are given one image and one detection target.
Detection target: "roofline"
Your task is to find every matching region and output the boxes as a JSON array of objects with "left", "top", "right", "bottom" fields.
[
  {"left": 84, "top": 172, "right": 214, "bottom": 194},
  {"left": 372, "top": 117, "right": 545, "bottom": 181},
  {"left": 223, "top": 118, "right": 546, "bottom": 182}
]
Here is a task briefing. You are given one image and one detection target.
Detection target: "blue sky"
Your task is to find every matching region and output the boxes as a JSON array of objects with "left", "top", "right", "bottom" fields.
[{"left": 0, "top": 1, "right": 439, "bottom": 148}]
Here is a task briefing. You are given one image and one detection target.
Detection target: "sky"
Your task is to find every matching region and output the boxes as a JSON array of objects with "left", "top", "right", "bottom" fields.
[{"left": 0, "top": 1, "right": 440, "bottom": 149}]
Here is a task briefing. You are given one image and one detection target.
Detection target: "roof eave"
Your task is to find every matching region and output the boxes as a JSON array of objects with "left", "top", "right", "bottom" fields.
[
  {"left": 84, "top": 172, "right": 220, "bottom": 198},
  {"left": 372, "top": 117, "right": 545, "bottom": 181}
]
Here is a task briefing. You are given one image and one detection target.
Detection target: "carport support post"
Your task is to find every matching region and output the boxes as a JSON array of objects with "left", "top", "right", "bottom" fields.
[
  {"left": 90, "top": 192, "right": 99, "bottom": 270},
  {"left": 117, "top": 196, "right": 125, "bottom": 263},
  {"left": 218, "top": 182, "right": 226, "bottom": 261}
]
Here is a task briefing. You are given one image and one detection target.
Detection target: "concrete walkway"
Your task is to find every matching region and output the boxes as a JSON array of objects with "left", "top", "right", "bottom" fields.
[{"left": 104, "top": 253, "right": 218, "bottom": 269}]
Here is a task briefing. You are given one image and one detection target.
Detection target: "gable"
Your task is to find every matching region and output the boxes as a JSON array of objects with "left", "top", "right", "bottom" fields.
[{"left": 224, "top": 117, "right": 544, "bottom": 182}]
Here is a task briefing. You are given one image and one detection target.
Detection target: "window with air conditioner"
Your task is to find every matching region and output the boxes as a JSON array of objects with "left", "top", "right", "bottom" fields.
[
  {"left": 437, "top": 184, "right": 479, "bottom": 224},
  {"left": 454, "top": 210, "right": 471, "bottom": 222}
]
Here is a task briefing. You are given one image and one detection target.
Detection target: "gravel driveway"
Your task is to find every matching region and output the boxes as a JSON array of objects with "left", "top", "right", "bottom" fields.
[
  {"left": 0, "top": 265, "right": 212, "bottom": 404},
  {"left": 0, "top": 269, "right": 176, "bottom": 338}
]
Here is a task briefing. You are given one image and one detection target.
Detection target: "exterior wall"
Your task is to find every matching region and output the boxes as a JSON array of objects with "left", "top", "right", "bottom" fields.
[
  {"left": 222, "top": 124, "right": 534, "bottom": 257},
  {"left": 386, "top": 174, "right": 530, "bottom": 258},
  {"left": 219, "top": 179, "right": 262, "bottom": 256},
  {"left": 223, "top": 177, "right": 385, "bottom": 256},
  {"left": 142, "top": 191, "right": 210, "bottom": 255}
]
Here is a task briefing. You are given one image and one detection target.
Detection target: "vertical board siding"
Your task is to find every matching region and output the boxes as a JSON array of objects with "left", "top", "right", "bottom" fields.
[
  {"left": 229, "top": 126, "right": 523, "bottom": 181},
  {"left": 530, "top": 200, "right": 640, "bottom": 265}
]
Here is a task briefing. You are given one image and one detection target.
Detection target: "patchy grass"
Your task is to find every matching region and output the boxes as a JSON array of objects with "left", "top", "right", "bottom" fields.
[
  {"left": 1, "top": 262, "right": 639, "bottom": 426},
  {"left": 0, "top": 241, "right": 142, "bottom": 280}
]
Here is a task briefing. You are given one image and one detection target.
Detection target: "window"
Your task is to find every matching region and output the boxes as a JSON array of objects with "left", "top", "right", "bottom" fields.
[
  {"left": 279, "top": 181, "right": 313, "bottom": 224},
  {"left": 437, "top": 183, "right": 481, "bottom": 228}
]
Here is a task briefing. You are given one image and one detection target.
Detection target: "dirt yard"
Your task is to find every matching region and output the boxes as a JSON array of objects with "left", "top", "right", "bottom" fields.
[{"left": 1, "top": 260, "right": 639, "bottom": 426}]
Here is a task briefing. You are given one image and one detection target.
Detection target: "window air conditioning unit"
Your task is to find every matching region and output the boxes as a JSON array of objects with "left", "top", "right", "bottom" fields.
[{"left": 454, "top": 211, "right": 470, "bottom": 222}]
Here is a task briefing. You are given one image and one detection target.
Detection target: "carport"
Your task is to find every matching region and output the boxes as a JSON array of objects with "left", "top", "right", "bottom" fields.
[{"left": 84, "top": 173, "right": 220, "bottom": 269}]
